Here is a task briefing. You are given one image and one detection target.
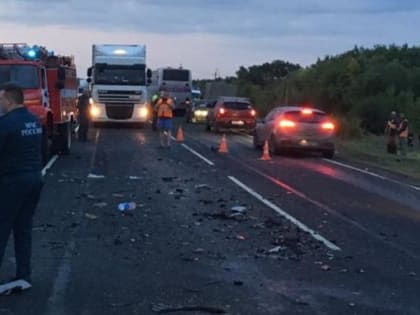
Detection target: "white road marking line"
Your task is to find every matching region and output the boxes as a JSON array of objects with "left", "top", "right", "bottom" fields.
[
  {"left": 181, "top": 144, "right": 215, "bottom": 166},
  {"left": 228, "top": 176, "right": 341, "bottom": 251},
  {"left": 74, "top": 125, "right": 80, "bottom": 133},
  {"left": 46, "top": 240, "right": 76, "bottom": 314},
  {"left": 42, "top": 155, "right": 59, "bottom": 177},
  {"left": 324, "top": 159, "right": 420, "bottom": 191}
]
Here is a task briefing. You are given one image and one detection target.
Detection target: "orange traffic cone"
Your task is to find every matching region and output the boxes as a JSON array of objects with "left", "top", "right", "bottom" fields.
[
  {"left": 260, "top": 140, "right": 271, "bottom": 161},
  {"left": 176, "top": 126, "right": 184, "bottom": 143},
  {"left": 218, "top": 134, "right": 228, "bottom": 153}
]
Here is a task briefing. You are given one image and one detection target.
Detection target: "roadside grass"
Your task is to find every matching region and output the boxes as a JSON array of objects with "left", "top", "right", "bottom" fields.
[{"left": 337, "top": 135, "right": 420, "bottom": 180}]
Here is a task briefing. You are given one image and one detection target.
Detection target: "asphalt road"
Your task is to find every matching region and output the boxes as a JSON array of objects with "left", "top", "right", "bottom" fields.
[{"left": 1, "top": 119, "right": 420, "bottom": 315}]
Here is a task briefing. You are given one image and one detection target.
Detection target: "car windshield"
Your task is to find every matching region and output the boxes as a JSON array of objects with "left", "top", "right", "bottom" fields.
[
  {"left": 283, "top": 110, "right": 327, "bottom": 123},
  {"left": 223, "top": 102, "right": 252, "bottom": 110},
  {"left": 163, "top": 69, "right": 190, "bottom": 81},
  {"left": 0, "top": 65, "right": 39, "bottom": 89},
  {"left": 94, "top": 65, "right": 146, "bottom": 85}
]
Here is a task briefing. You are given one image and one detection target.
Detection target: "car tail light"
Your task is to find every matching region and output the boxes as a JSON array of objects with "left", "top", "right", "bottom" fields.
[
  {"left": 279, "top": 119, "right": 296, "bottom": 128},
  {"left": 301, "top": 108, "right": 313, "bottom": 115},
  {"left": 250, "top": 109, "right": 256, "bottom": 116},
  {"left": 322, "top": 122, "right": 335, "bottom": 131},
  {"left": 219, "top": 108, "right": 225, "bottom": 115}
]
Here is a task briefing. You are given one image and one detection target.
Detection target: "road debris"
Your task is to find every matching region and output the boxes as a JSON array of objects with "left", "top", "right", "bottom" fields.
[
  {"left": 87, "top": 173, "right": 105, "bottom": 179},
  {"left": 93, "top": 202, "right": 108, "bottom": 208},
  {"left": 231, "top": 206, "right": 247, "bottom": 214},
  {"left": 236, "top": 235, "right": 246, "bottom": 240},
  {"left": 118, "top": 202, "right": 137, "bottom": 212},
  {"left": 129, "top": 176, "right": 143, "bottom": 180},
  {"left": 321, "top": 264, "right": 331, "bottom": 271},
  {"left": 85, "top": 213, "right": 98, "bottom": 220},
  {"left": 268, "top": 246, "right": 286, "bottom": 254},
  {"left": 161, "top": 177, "right": 177, "bottom": 182},
  {"left": 152, "top": 303, "right": 226, "bottom": 314},
  {"left": 195, "top": 184, "right": 211, "bottom": 192}
]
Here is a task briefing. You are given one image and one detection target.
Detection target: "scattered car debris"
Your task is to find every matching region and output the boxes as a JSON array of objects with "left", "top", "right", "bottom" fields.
[
  {"left": 231, "top": 206, "right": 247, "bottom": 214},
  {"left": 93, "top": 202, "right": 108, "bottom": 208},
  {"left": 85, "top": 213, "right": 98, "bottom": 220}
]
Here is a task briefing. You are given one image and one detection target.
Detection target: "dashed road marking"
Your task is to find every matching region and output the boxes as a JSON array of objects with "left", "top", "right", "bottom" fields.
[
  {"left": 181, "top": 144, "right": 215, "bottom": 166},
  {"left": 228, "top": 176, "right": 341, "bottom": 251}
]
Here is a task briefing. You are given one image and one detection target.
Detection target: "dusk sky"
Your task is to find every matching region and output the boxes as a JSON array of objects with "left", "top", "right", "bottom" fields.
[{"left": 1, "top": 0, "right": 419, "bottom": 79}]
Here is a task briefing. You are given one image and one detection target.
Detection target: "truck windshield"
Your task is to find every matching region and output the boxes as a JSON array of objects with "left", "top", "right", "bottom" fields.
[
  {"left": 163, "top": 69, "right": 190, "bottom": 81},
  {"left": 0, "top": 65, "right": 39, "bottom": 89},
  {"left": 94, "top": 65, "right": 146, "bottom": 85}
]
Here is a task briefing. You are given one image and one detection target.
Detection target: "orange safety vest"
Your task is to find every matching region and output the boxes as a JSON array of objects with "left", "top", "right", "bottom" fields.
[
  {"left": 399, "top": 119, "right": 409, "bottom": 138},
  {"left": 155, "top": 98, "right": 174, "bottom": 119}
]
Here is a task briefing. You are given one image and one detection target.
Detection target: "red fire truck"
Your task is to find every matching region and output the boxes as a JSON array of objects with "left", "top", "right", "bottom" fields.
[{"left": 0, "top": 43, "right": 78, "bottom": 163}]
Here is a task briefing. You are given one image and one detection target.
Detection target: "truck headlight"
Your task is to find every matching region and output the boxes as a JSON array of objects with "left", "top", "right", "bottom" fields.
[
  {"left": 90, "top": 105, "right": 100, "bottom": 117},
  {"left": 139, "top": 107, "right": 149, "bottom": 118}
]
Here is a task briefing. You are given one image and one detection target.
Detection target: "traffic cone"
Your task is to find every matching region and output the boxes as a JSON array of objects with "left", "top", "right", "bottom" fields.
[
  {"left": 260, "top": 140, "right": 271, "bottom": 161},
  {"left": 218, "top": 134, "right": 228, "bottom": 153},
  {"left": 176, "top": 126, "right": 184, "bottom": 143}
]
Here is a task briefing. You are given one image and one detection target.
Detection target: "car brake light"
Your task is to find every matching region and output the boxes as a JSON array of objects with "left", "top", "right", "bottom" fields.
[
  {"left": 219, "top": 108, "right": 225, "bottom": 115},
  {"left": 322, "top": 122, "right": 335, "bottom": 130},
  {"left": 250, "top": 109, "right": 256, "bottom": 116},
  {"left": 301, "top": 108, "right": 313, "bottom": 115},
  {"left": 279, "top": 119, "right": 296, "bottom": 128}
]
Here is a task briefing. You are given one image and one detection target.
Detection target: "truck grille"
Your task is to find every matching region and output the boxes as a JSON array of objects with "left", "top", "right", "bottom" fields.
[
  {"left": 98, "top": 90, "right": 142, "bottom": 103},
  {"left": 106, "top": 104, "right": 134, "bottom": 120}
]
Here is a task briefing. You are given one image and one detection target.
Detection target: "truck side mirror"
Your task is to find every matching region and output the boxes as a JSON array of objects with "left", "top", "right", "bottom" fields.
[
  {"left": 58, "top": 67, "right": 66, "bottom": 80},
  {"left": 86, "top": 78, "right": 92, "bottom": 83},
  {"left": 147, "top": 78, "right": 152, "bottom": 85},
  {"left": 147, "top": 69, "right": 152, "bottom": 78},
  {"left": 87, "top": 67, "right": 92, "bottom": 77}
]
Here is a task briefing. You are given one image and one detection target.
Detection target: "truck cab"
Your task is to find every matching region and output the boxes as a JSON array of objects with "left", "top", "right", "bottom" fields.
[{"left": 87, "top": 44, "right": 152, "bottom": 125}]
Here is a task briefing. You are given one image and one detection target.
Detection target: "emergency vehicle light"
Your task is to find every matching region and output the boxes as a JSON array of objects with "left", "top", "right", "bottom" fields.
[{"left": 27, "top": 49, "right": 37, "bottom": 58}]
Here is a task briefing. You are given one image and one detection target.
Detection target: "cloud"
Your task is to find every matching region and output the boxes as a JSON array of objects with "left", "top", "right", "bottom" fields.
[{"left": 1, "top": 0, "right": 420, "bottom": 78}]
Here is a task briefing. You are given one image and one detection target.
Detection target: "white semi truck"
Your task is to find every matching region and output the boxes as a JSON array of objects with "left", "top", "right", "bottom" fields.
[{"left": 87, "top": 44, "right": 152, "bottom": 125}]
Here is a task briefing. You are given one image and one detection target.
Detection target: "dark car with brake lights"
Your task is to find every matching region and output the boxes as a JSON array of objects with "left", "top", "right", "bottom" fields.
[
  {"left": 206, "top": 97, "right": 256, "bottom": 132},
  {"left": 253, "top": 106, "right": 336, "bottom": 158}
]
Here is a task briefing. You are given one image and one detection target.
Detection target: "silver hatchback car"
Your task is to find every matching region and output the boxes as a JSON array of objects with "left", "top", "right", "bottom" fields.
[{"left": 253, "top": 106, "right": 336, "bottom": 158}]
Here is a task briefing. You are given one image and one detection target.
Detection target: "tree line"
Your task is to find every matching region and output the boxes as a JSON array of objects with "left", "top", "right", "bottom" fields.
[{"left": 195, "top": 45, "right": 420, "bottom": 138}]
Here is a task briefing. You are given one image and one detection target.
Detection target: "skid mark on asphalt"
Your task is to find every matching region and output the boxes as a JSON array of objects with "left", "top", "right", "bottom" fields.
[{"left": 229, "top": 176, "right": 341, "bottom": 251}]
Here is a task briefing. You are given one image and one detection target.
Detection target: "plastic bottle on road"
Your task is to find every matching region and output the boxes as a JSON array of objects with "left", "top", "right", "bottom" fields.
[{"left": 118, "top": 202, "right": 137, "bottom": 212}]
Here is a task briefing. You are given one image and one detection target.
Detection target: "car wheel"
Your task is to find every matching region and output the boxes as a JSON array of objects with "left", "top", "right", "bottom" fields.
[
  {"left": 253, "top": 131, "right": 263, "bottom": 150},
  {"left": 269, "top": 135, "right": 280, "bottom": 155},
  {"left": 322, "top": 149, "right": 335, "bottom": 159}
]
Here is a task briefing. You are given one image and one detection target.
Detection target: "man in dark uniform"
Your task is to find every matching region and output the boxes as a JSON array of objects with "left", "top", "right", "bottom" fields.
[
  {"left": 385, "top": 111, "right": 398, "bottom": 154},
  {"left": 0, "top": 83, "right": 44, "bottom": 294},
  {"left": 77, "top": 88, "right": 90, "bottom": 141}
]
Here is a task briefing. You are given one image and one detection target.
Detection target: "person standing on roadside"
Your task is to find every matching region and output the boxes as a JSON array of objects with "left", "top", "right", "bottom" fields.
[
  {"left": 0, "top": 83, "right": 44, "bottom": 294},
  {"left": 77, "top": 88, "right": 90, "bottom": 142},
  {"left": 151, "top": 92, "right": 160, "bottom": 131},
  {"left": 155, "top": 90, "right": 174, "bottom": 147},
  {"left": 398, "top": 113, "right": 409, "bottom": 157},
  {"left": 385, "top": 111, "right": 398, "bottom": 154}
]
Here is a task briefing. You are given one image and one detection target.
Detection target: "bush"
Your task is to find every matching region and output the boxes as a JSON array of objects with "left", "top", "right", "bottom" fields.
[{"left": 334, "top": 115, "right": 363, "bottom": 139}]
